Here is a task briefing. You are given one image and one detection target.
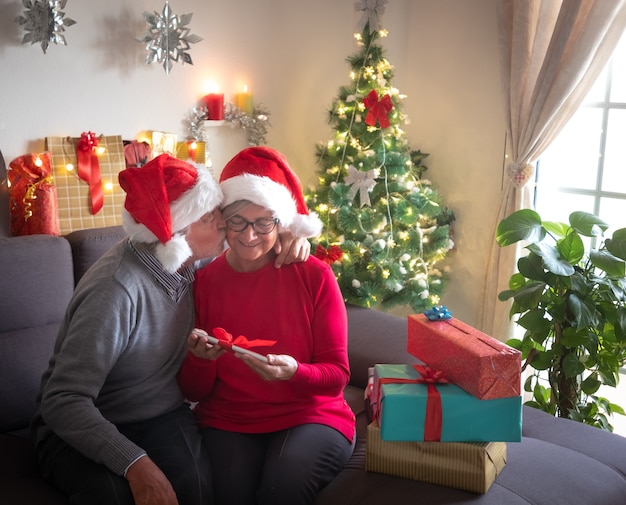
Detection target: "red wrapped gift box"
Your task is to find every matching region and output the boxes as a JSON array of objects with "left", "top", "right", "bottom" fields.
[
  {"left": 8, "top": 152, "right": 59, "bottom": 236},
  {"left": 407, "top": 314, "right": 521, "bottom": 400}
]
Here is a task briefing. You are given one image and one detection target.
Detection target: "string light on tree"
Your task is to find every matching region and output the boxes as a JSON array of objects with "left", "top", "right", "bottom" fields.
[{"left": 305, "top": 2, "right": 454, "bottom": 312}]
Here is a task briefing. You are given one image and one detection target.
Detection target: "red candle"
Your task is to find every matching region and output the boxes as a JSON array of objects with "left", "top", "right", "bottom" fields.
[
  {"left": 202, "top": 93, "right": 224, "bottom": 120},
  {"left": 187, "top": 140, "right": 198, "bottom": 161}
]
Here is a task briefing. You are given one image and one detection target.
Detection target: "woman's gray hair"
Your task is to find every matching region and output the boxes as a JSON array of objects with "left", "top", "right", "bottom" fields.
[{"left": 222, "top": 200, "right": 278, "bottom": 222}]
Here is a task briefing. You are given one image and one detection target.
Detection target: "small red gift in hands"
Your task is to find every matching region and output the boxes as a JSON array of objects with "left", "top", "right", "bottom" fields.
[{"left": 195, "top": 327, "right": 276, "bottom": 363}]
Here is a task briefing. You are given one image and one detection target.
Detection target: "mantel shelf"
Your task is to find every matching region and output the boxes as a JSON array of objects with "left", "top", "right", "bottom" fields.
[{"left": 202, "top": 120, "right": 226, "bottom": 127}]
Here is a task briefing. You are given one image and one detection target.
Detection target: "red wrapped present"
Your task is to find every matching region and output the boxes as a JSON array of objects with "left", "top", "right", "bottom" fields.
[
  {"left": 124, "top": 140, "right": 152, "bottom": 168},
  {"left": 407, "top": 313, "right": 521, "bottom": 400},
  {"left": 8, "top": 152, "right": 59, "bottom": 236}
]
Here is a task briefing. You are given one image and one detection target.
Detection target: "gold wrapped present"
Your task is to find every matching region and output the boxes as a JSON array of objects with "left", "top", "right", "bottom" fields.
[
  {"left": 366, "top": 422, "right": 506, "bottom": 494},
  {"left": 46, "top": 134, "right": 126, "bottom": 234},
  {"left": 176, "top": 141, "right": 207, "bottom": 164},
  {"left": 145, "top": 131, "right": 177, "bottom": 158}
]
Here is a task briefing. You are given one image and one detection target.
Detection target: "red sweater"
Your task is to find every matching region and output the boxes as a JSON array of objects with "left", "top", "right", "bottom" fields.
[{"left": 178, "top": 254, "right": 355, "bottom": 442}]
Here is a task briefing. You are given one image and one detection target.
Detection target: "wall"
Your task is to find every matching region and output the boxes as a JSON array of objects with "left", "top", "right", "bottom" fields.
[{"left": 0, "top": 0, "right": 505, "bottom": 331}]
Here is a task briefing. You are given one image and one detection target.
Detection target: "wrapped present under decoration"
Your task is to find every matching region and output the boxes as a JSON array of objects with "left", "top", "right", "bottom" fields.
[
  {"left": 366, "top": 422, "right": 507, "bottom": 494},
  {"left": 408, "top": 313, "right": 521, "bottom": 400},
  {"left": 123, "top": 140, "right": 152, "bottom": 168},
  {"left": 176, "top": 140, "right": 207, "bottom": 164},
  {"left": 364, "top": 366, "right": 375, "bottom": 423},
  {"left": 144, "top": 131, "right": 177, "bottom": 158},
  {"left": 373, "top": 364, "right": 522, "bottom": 442},
  {"left": 46, "top": 134, "right": 126, "bottom": 234},
  {"left": 8, "top": 152, "right": 59, "bottom": 236}
]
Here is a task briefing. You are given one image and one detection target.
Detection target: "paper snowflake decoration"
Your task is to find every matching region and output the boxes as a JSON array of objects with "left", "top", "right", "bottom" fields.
[
  {"left": 140, "top": 1, "right": 202, "bottom": 74},
  {"left": 15, "top": 0, "right": 76, "bottom": 54}
]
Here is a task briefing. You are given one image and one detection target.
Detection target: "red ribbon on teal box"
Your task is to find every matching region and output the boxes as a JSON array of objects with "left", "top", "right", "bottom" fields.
[{"left": 373, "top": 364, "right": 522, "bottom": 442}]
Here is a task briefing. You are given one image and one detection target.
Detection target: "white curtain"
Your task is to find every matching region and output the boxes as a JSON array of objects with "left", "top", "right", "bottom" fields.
[{"left": 478, "top": 0, "right": 626, "bottom": 338}]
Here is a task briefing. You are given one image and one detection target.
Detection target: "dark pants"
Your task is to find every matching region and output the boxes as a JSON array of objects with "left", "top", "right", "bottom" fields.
[
  {"left": 37, "top": 404, "right": 212, "bottom": 505},
  {"left": 203, "top": 424, "right": 354, "bottom": 505}
]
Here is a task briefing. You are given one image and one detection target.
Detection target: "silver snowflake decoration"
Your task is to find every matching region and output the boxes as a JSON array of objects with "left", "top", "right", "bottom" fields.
[
  {"left": 15, "top": 0, "right": 76, "bottom": 54},
  {"left": 140, "top": 1, "right": 202, "bottom": 74}
]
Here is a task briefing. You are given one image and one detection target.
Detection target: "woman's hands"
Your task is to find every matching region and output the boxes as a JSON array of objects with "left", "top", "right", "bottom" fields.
[
  {"left": 237, "top": 353, "right": 298, "bottom": 381},
  {"left": 187, "top": 328, "right": 298, "bottom": 380},
  {"left": 186, "top": 330, "right": 226, "bottom": 360}
]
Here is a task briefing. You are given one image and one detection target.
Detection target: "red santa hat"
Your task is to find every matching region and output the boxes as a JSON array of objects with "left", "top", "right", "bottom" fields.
[
  {"left": 119, "top": 153, "right": 223, "bottom": 273},
  {"left": 219, "top": 146, "right": 322, "bottom": 238}
]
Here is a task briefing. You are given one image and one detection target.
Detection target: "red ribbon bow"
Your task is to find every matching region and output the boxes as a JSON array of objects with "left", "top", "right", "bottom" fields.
[
  {"left": 314, "top": 244, "right": 344, "bottom": 264},
  {"left": 378, "top": 364, "right": 448, "bottom": 441},
  {"left": 212, "top": 327, "right": 277, "bottom": 353},
  {"left": 76, "top": 131, "right": 103, "bottom": 215},
  {"left": 363, "top": 90, "right": 393, "bottom": 129}
]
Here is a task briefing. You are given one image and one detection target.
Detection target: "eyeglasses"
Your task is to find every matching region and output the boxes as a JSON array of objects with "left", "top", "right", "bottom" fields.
[{"left": 226, "top": 216, "right": 278, "bottom": 234}]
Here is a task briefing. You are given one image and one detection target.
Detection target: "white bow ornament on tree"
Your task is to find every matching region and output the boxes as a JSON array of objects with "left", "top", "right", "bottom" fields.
[{"left": 344, "top": 165, "right": 378, "bottom": 207}]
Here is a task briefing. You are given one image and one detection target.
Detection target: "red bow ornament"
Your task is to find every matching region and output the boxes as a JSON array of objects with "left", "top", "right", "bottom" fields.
[
  {"left": 363, "top": 90, "right": 393, "bottom": 129},
  {"left": 314, "top": 244, "right": 344, "bottom": 264},
  {"left": 212, "top": 327, "right": 276, "bottom": 353},
  {"left": 377, "top": 364, "right": 448, "bottom": 441},
  {"left": 76, "top": 131, "right": 103, "bottom": 214}
]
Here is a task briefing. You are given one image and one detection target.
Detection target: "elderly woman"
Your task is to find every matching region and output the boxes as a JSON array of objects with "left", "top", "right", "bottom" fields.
[{"left": 177, "top": 146, "right": 355, "bottom": 505}]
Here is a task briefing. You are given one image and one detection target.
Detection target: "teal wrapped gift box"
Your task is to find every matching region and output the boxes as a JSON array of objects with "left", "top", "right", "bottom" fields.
[{"left": 373, "top": 364, "right": 522, "bottom": 442}]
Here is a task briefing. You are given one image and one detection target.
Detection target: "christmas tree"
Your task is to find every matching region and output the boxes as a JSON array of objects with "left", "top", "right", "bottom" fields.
[{"left": 305, "top": 8, "right": 455, "bottom": 313}]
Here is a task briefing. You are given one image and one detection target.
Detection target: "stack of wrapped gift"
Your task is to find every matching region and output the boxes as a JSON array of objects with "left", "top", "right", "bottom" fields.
[{"left": 365, "top": 308, "right": 522, "bottom": 494}]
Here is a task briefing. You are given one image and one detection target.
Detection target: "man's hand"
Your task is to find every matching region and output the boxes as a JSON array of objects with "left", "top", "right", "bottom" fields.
[
  {"left": 126, "top": 456, "right": 178, "bottom": 505},
  {"left": 274, "top": 231, "right": 311, "bottom": 268}
]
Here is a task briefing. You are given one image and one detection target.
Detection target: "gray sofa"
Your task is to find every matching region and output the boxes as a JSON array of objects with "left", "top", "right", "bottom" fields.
[{"left": 1, "top": 226, "right": 626, "bottom": 505}]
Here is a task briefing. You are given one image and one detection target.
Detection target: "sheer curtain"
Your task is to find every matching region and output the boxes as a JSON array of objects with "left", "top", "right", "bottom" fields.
[{"left": 478, "top": 0, "right": 626, "bottom": 338}]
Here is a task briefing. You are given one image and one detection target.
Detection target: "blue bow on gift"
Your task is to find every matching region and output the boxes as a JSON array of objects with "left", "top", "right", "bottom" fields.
[{"left": 423, "top": 306, "right": 452, "bottom": 321}]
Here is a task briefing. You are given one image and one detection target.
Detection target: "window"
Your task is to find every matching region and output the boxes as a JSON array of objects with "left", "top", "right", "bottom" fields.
[
  {"left": 535, "top": 33, "right": 626, "bottom": 234},
  {"left": 533, "top": 32, "right": 626, "bottom": 436}
]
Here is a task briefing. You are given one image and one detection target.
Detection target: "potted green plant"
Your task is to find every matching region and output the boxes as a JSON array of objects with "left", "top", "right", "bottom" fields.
[{"left": 496, "top": 209, "right": 626, "bottom": 431}]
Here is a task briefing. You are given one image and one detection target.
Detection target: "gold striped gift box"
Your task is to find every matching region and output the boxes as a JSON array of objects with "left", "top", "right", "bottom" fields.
[
  {"left": 365, "top": 422, "right": 507, "bottom": 494},
  {"left": 46, "top": 135, "right": 126, "bottom": 235}
]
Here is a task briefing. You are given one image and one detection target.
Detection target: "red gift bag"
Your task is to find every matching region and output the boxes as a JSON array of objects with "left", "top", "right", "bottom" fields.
[{"left": 8, "top": 152, "right": 59, "bottom": 236}]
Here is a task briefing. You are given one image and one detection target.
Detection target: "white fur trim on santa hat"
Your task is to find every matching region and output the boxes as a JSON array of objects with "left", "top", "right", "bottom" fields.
[
  {"left": 122, "top": 208, "right": 159, "bottom": 244},
  {"left": 288, "top": 212, "right": 323, "bottom": 238},
  {"left": 123, "top": 163, "right": 223, "bottom": 273},
  {"left": 220, "top": 173, "right": 322, "bottom": 238},
  {"left": 170, "top": 163, "right": 223, "bottom": 234},
  {"left": 155, "top": 234, "right": 193, "bottom": 273}
]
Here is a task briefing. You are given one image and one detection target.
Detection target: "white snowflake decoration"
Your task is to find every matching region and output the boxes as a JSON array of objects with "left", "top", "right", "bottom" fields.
[
  {"left": 15, "top": 0, "right": 76, "bottom": 54},
  {"left": 140, "top": 1, "right": 202, "bottom": 74}
]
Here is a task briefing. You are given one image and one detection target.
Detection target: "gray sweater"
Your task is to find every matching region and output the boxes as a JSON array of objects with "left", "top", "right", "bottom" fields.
[{"left": 31, "top": 239, "right": 195, "bottom": 476}]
